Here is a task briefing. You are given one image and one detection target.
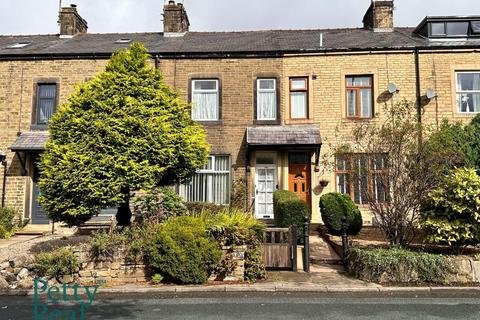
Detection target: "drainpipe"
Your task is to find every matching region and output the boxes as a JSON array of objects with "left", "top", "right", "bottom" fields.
[
  {"left": 1, "top": 155, "right": 7, "bottom": 208},
  {"left": 414, "top": 48, "right": 423, "bottom": 142}
]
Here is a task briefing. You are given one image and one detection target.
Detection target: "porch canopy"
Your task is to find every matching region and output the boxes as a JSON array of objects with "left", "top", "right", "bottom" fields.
[
  {"left": 10, "top": 131, "right": 49, "bottom": 174},
  {"left": 246, "top": 124, "right": 322, "bottom": 170}
]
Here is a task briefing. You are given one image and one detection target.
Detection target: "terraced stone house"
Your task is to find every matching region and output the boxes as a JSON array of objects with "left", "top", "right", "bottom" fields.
[{"left": 0, "top": 1, "right": 479, "bottom": 226}]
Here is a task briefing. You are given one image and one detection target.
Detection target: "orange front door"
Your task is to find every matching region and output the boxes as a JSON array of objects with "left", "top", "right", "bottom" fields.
[{"left": 288, "top": 153, "right": 311, "bottom": 209}]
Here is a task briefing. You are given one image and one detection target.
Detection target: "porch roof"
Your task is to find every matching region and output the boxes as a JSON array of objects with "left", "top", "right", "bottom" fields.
[
  {"left": 10, "top": 131, "right": 49, "bottom": 152},
  {"left": 246, "top": 125, "right": 321, "bottom": 148}
]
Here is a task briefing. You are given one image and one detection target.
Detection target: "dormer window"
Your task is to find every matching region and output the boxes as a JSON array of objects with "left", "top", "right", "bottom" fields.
[
  {"left": 414, "top": 17, "right": 480, "bottom": 40},
  {"left": 6, "top": 42, "right": 31, "bottom": 49}
]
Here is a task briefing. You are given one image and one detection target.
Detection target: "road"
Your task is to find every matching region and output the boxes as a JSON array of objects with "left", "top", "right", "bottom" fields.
[{"left": 1, "top": 292, "right": 480, "bottom": 319}]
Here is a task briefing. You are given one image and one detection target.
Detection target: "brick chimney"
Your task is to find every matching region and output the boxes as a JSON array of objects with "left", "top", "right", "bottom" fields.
[
  {"left": 163, "top": 1, "right": 189, "bottom": 37},
  {"left": 58, "top": 4, "right": 88, "bottom": 37},
  {"left": 362, "top": 0, "right": 394, "bottom": 32}
]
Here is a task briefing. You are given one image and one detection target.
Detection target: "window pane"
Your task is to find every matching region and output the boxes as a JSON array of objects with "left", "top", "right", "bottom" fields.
[
  {"left": 291, "top": 92, "right": 307, "bottom": 118},
  {"left": 192, "top": 92, "right": 218, "bottom": 120},
  {"left": 258, "top": 91, "right": 276, "bottom": 120},
  {"left": 289, "top": 153, "right": 310, "bottom": 164},
  {"left": 258, "top": 79, "right": 275, "bottom": 90},
  {"left": 360, "top": 89, "right": 372, "bottom": 117},
  {"left": 336, "top": 156, "right": 351, "bottom": 171},
  {"left": 346, "top": 77, "right": 354, "bottom": 86},
  {"left": 257, "top": 156, "right": 275, "bottom": 165},
  {"left": 291, "top": 79, "right": 306, "bottom": 90},
  {"left": 431, "top": 22, "right": 446, "bottom": 35},
  {"left": 347, "top": 90, "right": 356, "bottom": 117},
  {"left": 214, "top": 156, "right": 230, "bottom": 171},
  {"left": 39, "top": 85, "right": 56, "bottom": 98},
  {"left": 472, "top": 21, "right": 480, "bottom": 34},
  {"left": 457, "top": 73, "right": 480, "bottom": 91},
  {"left": 38, "top": 99, "right": 55, "bottom": 124},
  {"left": 194, "top": 80, "right": 217, "bottom": 91},
  {"left": 457, "top": 93, "right": 480, "bottom": 113},
  {"left": 337, "top": 173, "right": 350, "bottom": 195},
  {"left": 353, "top": 77, "right": 371, "bottom": 86},
  {"left": 447, "top": 22, "right": 468, "bottom": 36}
]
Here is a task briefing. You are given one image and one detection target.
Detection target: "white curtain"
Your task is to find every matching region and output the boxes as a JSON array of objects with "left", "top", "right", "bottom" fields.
[
  {"left": 473, "top": 73, "right": 480, "bottom": 112},
  {"left": 192, "top": 92, "right": 218, "bottom": 120},
  {"left": 291, "top": 92, "right": 307, "bottom": 118},
  {"left": 360, "top": 89, "right": 372, "bottom": 117},
  {"left": 258, "top": 91, "right": 276, "bottom": 120}
]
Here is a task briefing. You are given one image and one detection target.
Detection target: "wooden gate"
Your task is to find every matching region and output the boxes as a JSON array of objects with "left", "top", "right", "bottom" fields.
[{"left": 261, "top": 227, "right": 297, "bottom": 271}]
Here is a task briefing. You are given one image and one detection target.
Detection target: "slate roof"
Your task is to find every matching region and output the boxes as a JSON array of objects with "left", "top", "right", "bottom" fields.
[
  {"left": 247, "top": 125, "right": 321, "bottom": 147},
  {"left": 10, "top": 131, "right": 49, "bottom": 152},
  {"left": 1, "top": 27, "right": 478, "bottom": 58}
]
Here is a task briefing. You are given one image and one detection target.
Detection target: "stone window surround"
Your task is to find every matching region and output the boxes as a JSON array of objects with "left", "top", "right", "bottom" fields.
[
  {"left": 188, "top": 75, "right": 222, "bottom": 126},
  {"left": 30, "top": 78, "right": 60, "bottom": 130}
]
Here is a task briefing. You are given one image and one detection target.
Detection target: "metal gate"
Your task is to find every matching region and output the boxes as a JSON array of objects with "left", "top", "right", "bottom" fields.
[{"left": 261, "top": 227, "right": 297, "bottom": 271}]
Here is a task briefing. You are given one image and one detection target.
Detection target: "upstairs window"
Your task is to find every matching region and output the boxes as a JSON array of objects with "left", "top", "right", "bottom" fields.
[
  {"left": 290, "top": 78, "right": 308, "bottom": 119},
  {"left": 257, "top": 78, "right": 277, "bottom": 121},
  {"left": 178, "top": 155, "right": 230, "bottom": 205},
  {"left": 346, "top": 76, "right": 373, "bottom": 118},
  {"left": 191, "top": 79, "right": 219, "bottom": 121},
  {"left": 429, "top": 21, "right": 469, "bottom": 37},
  {"left": 36, "top": 84, "right": 57, "bottom": 125},
  {"left": 456, "top": 72, "right": 480, "bottom": 113},
  {"left": 471, "top": 21, "right": 480, "bottom": 35}
]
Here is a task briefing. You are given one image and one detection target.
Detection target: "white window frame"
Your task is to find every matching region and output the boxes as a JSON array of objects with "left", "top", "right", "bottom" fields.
[
  {"left": 456, "top": 71, "right": 480, "bottom": 114},
  {"left": 191, "top": 79, "right": 219, "bottom": 121},
  {"left": 257, "top": 78, "right": 277, "bottom": 121},
  {"left": 179, "top": 155, "right": 231, "bottom": 205}
]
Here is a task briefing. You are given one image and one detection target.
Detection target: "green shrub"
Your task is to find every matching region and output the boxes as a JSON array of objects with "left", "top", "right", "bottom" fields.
[
  {"left": 347, "top": 247, "right": 454, "bottom": 284},
  {"left": 133, "top": 187, "right": 187, "bottom": 225},
  {"left": 273, "top": 190, "right": 309, "bottom": 243},
  {"left": 199, "top": 208, "right": 265, "bottom": 246},
  {"left": 319, "top": 192, "right": 362, "bottom": 236},
  {"left": 146, "top": 216, "right": 222, "bottom": 284},
  {"left": 420, "top": 167, "right": 480, "bottom": 254},
  {"left": 186, "top": 202, "right": 227, "bottom": 215},
  {"left": 0, "top": 207, "right": 18, "bottom": 238},
  {"left": 35, "top": 247, "right": 80, "bottom": 280},
  {"left": 151, "top": 273, "right": 164, "bottom": 285},
  {"left": 244, "top": 240, "right": 267, "bottom": 282},
  {"left": 89, "top": 230, "right": 126, "bottom": 258}
]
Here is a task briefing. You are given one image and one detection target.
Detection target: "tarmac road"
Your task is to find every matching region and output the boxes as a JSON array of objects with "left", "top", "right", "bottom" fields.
[{"left": 1, "top": 292, "right": 480, "bottom": 320}]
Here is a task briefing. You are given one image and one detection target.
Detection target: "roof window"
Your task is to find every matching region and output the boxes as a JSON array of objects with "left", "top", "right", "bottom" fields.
[
  {"left": 115, "top": 38, "right": 132, "bottom": 44},
  {"left": 471, "top": 21, "right": 480, "bottom": 34},
  {"left": 6, "top": 42, "right": 31, "bottom": 49}
]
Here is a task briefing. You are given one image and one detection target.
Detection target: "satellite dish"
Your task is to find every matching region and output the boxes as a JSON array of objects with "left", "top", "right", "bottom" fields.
[
  {"left": 387, "top": 83, "right": 399, "bottom": 94},
  {"left": 426, "top": 89, "right": 438, "bottom": 100}
]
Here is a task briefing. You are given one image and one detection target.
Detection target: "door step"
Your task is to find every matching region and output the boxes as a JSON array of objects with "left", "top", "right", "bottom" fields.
[{"left": 310, "top": 258, "right": 343, "bottom": 266}]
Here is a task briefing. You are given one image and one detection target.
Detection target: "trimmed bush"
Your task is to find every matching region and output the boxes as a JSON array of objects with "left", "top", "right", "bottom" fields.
[
  {"left": 244, "top": 239, "right": 267, "bottom": 282},
  {"left": 273, "top": 190, "right": 309, "bottom": 243},
  {"left": 133, "top": 187, "right": 187, "bottom": 225},
  {"left": 319, "top": 192, "right": 362, "bottom": 236},
  {"left": 146, "top": 216, "right": 222, "bottom": 284},
  {"left": 35, "top": 247, "right": 80, "bottom": 280},
  {"left": 420, "top": 167, "right": 480, "bottom": 254},
  {"left": 347, "top": 247, "right": 454, "bottom": 284}
]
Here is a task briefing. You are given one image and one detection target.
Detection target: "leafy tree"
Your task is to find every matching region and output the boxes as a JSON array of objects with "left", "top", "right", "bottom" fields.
[
  {"left": 39, "top": 43, "right": 209, "bottom": 226},
  {"left": 420, "top": 167, "right": 480, "bottom": 254},
  {"left": 329, "top": 100, "right": 463, "bottom": 245},
  {"left": 464, "top": 114, "right": 480, "bottom": 171}
]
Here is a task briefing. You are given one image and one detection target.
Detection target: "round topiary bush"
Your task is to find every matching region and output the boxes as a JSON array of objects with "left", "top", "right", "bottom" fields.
[
  {"left": 319, "top": 192, "right": 362, "bottom": 236},
  {"left": 146, "top": 216, "right": 222, "bottom": 284}
]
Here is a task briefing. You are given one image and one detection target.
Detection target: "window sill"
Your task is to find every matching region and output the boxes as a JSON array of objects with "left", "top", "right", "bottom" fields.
[
  {"left": 344, "top": 117, "right": 374, "bottom": 121},
  {"left": 453, "top": 112, "right": 480, "bottom": 118},
  {"left": 284, "top": 119, "right": 315, "bottom": 125},
  {"left": 253, "top": 120, "right": 281, "bottom": 126},
  {"left": 195, "top": 120, "right": 223, "bottom": 127},
  {"left": 29, "top": 124, "right": 49, "bottom": 131}
]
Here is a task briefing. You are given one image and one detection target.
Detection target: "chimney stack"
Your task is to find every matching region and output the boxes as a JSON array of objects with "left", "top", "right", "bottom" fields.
[
  {"left": 163, "top": 1, "right": 190, "bottom": 37},
  {"left": 59, "top": 4, "right": 88, "bottom": 37},
  {"left": 362, "top": 0, "right": 394, "bottom": 32}
]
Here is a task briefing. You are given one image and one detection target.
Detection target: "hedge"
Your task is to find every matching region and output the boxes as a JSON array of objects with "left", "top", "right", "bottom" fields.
[
  {"left": 347, "top": 247, "right": 455, "bottom": 284},
  {"left": 273, "top": 190, "right": 309, "bottom": 243}
]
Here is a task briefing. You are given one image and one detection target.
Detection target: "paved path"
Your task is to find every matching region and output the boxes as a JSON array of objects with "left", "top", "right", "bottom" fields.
[{"left": 2, "top": 292, "right": 480, "bottom": 319}]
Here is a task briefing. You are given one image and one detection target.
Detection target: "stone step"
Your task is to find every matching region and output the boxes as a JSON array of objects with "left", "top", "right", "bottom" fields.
[{"left": 310, "top": 257, "right": 344, "bottom": 266}]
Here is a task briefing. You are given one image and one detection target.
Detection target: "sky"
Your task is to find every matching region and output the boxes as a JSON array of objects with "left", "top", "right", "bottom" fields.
[{"left": 0, "top": 0, "right": 479, "bottom": 35}]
